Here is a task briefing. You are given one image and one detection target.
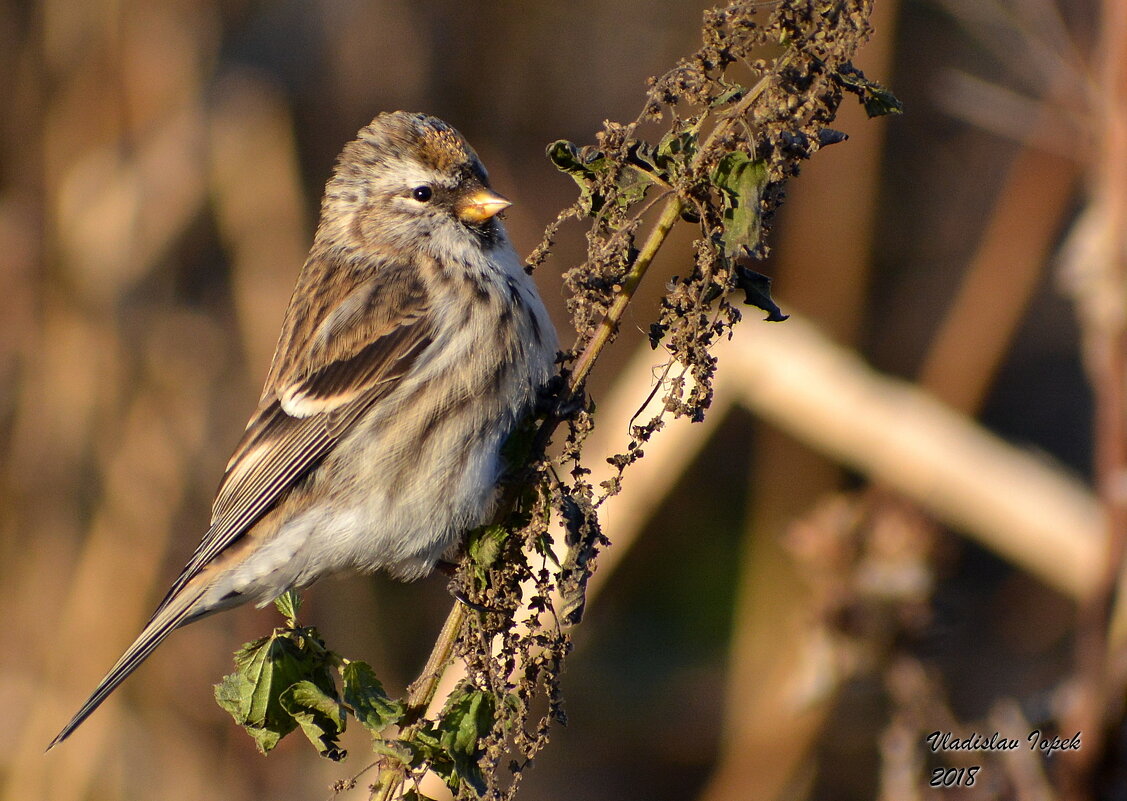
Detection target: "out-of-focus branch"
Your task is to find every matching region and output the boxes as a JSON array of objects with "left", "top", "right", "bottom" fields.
[
  {"left": 716, "top": 314, "right": 1103, "bottom": 600},
  {"left": 991, "top": 699, "right": 1057, "bottom": 801},
  {"left": 917, "top": 136, "right": 1079, "bottom": 413}
]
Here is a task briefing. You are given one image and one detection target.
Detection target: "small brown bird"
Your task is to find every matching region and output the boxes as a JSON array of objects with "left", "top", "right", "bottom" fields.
[{"left": 49, "top": 111, "right": 557, "bottom": 748}]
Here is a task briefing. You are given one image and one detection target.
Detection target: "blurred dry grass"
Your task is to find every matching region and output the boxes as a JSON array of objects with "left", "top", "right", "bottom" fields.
[{"left": 1, "top": 0, "right": 1122, "bottom": 800}]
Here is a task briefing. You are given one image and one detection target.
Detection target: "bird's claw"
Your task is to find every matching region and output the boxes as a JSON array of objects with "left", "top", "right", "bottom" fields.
[{"left": 447, "top": 582, "right": 499, "bottom": 615}]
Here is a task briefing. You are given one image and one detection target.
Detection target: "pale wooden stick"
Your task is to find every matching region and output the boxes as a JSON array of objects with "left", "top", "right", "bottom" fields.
[{"left": 716, "top": 314, "right": 1102, "bottom": 601}]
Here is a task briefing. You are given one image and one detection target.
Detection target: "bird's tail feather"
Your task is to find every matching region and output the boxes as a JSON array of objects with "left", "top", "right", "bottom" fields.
[{"left": 46, "top": 588, "right": 205, "bottom": 751}]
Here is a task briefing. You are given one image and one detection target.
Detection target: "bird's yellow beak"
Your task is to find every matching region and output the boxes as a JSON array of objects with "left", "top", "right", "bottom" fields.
[{"left": 457, "top": 188, "right": 511, "bottom": 224}]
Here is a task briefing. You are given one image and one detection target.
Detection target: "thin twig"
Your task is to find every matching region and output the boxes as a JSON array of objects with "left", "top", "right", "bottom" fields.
[
  {"left": 405, "top": 602, "right": 467, "bottom": 718},
  {"left": 567, "top": 194, "right": 685, "bottom": 393},
  {"left": 563, "top": 64, "right": 779, "bottom": 402}
]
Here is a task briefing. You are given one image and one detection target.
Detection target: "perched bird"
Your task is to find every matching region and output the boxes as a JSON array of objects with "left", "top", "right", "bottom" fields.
[{"left": 48, "top": 111, "right": 558, "bottom": 749}]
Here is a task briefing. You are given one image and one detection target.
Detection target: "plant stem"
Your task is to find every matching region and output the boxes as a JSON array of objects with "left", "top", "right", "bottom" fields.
[
  {"left": 568, "top": 195, "right": 685, "bottom": 393},
  {"left": 406, "top": 601, "right": 466, "bottom": 716},
  {"left": 369, "top": 45, "right": 794, "bottom": 801},
  {"left": 367, "top": 603, "right": 467, "bottom": 801},
  {"left": 369, "top": 764, "right": 402, "bottom": 801},
  {"left": 564, "top": 62, "right": 781, "bottom": 398}
]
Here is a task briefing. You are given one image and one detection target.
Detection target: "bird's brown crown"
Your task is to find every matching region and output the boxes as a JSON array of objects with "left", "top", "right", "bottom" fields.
[{"left": 340, "top": 111, "right": 484, "bottom": 182}]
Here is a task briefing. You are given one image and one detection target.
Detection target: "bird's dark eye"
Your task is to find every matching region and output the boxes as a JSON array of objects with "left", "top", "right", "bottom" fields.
[{"left": 412, "top": 185, "right": 433, "bottom": 202}]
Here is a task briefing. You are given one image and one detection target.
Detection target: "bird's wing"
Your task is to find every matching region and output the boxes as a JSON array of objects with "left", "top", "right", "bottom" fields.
[
  {"left": 165, "top": 269, "right": 434, "bottom": 606},
  {"left": 48, "top": 268, "right": 434, "bottom": 750}
]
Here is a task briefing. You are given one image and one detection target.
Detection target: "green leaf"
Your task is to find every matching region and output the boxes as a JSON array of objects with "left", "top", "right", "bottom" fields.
[
  {"left": 835, "top": 66, "right": 903, "bottom": 118},
  {"left": 467, "top": 525, "right": 507, "bottom": 571},
  {"left": 247, "top": 726, "right": 283, "bottom": 754},
  {"left": 215, "top": 670, "right": 287, "bottom": 753},
  {"left": 439, "top": 689, "right": 495, "bottom": 758},
  {"left": 547, "top": 140, "right": 607, "bottom": 215},
  {"left": 409, "top": 725, "right": 457, "bottom": 790},
  {"left": 237, "top": 635, "right": 303, "bottom": 728},
  {"left": 274, "top": 590, "right": 302, "bottom": 625},
  {"left": 617, "top": 169, "right": 653, "bottom": 209},
  {"left": 342, "top": 661, "right": 404, "bottom": 733},
  {"left": 547, "top": 139, "right": 654, "bottom": 216},
  {"left": 214, "top": 625, "right": 340, "bottom": 755},
  {"left": 413, "top": 724, "right": 443, "bottom": 752},
  {"left": 415, "top": 687, "right": 497, "bottom": 795},
  {"left": 655, "top": 129, "right": 696, "bottom": 170},
  {"left": 546, "top": 139, "right": 595, "bottom": 175},
  {"left": 711, "top": 151, "right": 768, "bottom": 258},
  {"left": 626, "top": 140, "right": 659, "bottom": 175},
  {"left": 279, "top": 680, "right": 347, "bottom": 760},
  {"left": 371, "top": 738, "right": 415, "bottom": 765},
  {"left": 710, "top": 84, "right": 747, "bottom": 108},
  {"left": 532, "top": 530, "right": 561, "bottom": 568},
  {"left": 734, "top": 265, "right": 788, "bottom": 322}
]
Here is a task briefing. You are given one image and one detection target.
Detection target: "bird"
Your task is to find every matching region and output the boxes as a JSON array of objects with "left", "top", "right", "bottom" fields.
[{"left": 48, "top": 111, "right": 558, "bottom": 749}]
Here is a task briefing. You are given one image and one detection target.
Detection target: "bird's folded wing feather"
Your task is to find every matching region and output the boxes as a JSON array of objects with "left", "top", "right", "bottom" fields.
[
  {"left": 47, "top": 270, "right": 436, "bottom": 750},
  {"left": 155, "top": 270, "right": 434, "bottom": 611}
]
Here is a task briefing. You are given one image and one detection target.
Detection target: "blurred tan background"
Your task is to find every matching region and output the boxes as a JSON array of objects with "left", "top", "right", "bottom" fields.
[{"left": 1, "top": 0, "right": 1117, "bottom": 799}]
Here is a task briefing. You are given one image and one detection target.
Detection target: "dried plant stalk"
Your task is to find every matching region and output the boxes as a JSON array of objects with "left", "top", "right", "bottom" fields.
[{"left": 361, "top": 2, "right": 895, "bottom": 799}]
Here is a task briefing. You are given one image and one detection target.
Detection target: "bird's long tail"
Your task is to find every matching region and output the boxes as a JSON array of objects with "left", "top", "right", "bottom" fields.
[{"left": 46, "top": 587, "right": 206, "bottom": 750}]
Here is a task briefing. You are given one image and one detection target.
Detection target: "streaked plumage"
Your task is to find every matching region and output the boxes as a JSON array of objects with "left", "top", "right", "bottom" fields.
[{"left": 49, "top": 112, "right": 557, "bottom": 749}]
